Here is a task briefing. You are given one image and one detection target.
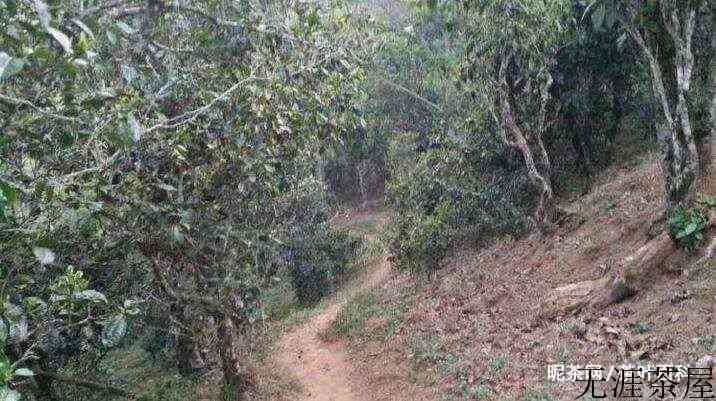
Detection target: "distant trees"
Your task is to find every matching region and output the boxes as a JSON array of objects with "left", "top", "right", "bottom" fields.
[
  {"left": 380, "top": 2, "right": 527, "bottom": 273},
  {"left": 383, "top": 0, "right": 713, "bottom": 280},
  {"left": 387, "top": 0, "right": 651, "bottom": 272},
  {"left": 551, "top": 1, "right": 642, "bottom": 188},
  {"left": 626, "top": 1, "right": 702, "bottom": 206}
]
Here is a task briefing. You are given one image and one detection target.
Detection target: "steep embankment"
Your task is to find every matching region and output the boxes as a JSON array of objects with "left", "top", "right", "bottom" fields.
[{"left": 333, "top": 153, "right": 714, "bottom": 401}]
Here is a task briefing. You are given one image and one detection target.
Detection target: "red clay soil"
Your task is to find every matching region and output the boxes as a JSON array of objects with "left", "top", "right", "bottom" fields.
[{"left": 368, "top": 154, "right": 714, "bottom": 400}]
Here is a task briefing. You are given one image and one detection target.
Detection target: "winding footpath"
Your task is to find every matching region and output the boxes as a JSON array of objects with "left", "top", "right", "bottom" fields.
[{"left": 271, "top": 212, "right": 429, "bottom": 401}]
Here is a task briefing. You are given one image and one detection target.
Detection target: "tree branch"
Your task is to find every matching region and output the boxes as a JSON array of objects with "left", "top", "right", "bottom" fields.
[
  {"left": 374, "top": 77, "right": 443, "bottom": 113},
  {"left": 0, "top": 94, "right": 78, "bottom": 123},
  {"left": 150, "top": 257, "right": 224, "bottom": 316},
  {"left": 144, "top": 76, "right": 266, "bottom": 133}
]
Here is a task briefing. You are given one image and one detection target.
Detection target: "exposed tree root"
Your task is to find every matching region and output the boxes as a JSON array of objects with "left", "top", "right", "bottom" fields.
[
  {"left": 541, "top": 231, "right": 678, "bottom": 317},
  {"left": 543, "top": 201, "right": 715, "bottom": 318}
]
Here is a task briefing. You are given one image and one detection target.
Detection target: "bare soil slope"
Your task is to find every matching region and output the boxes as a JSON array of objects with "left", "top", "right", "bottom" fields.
[{"left": 343, "top": 153, "right": 714, "bottom": 400}]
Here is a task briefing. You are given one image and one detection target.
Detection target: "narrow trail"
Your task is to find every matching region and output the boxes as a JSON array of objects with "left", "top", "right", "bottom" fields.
[
  {"left": 271, "top": 211, "right": 423, "bottom": 401},
  {"left": 273, "top": 259, "right": 391, "bottom": 401}
]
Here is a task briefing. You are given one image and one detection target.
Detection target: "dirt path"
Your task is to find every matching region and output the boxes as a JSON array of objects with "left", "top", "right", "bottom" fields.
[
  {"left": 273, "top": 259, "right": 391, "bottom": 401},
  {"left": 271, "top": 210, "right": 420, "bottom": 401}
]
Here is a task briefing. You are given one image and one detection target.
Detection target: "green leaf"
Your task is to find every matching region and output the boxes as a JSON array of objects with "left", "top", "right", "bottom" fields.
[
  {"left": 82, "top": 89, "right": 117, "bottom": 108},
  {"left": 155, "top": 183, "right": 176, "bottom": 192},
  {"left": 32, "top": 247, "right": 55, "bottom": 265},
  {"left": 106, "top": 30, "right": 117, "bottom": 45},
  {"left": 700, "top": 195, "right": 716, "bottom": 208},
  {"left": 2, "top": 58, "right": 25, "bottom": 82},
  {"left": 0, "top": 353, "right": 11, "bottom": 382},
  {"left": 115, "top": 21, "right": 136, "bottom": 35},
  {"left": 72, "top": 289, "right": 108, "bottom": 303},
  {"left": 122, "top": 299, "right": 141, "bottom": 316},
  {"left": 13, "top": 368, "right": 33, "bottom": 377},
  {"left": 47, "top": 27, "right": 73, "bottom": 55},
  {"left": 4, "top": 303, "right": 27, "bottom": 344},
  {"left": 87, "top": 202, "right": 104, "bottom": 212},
  {"left": 1, "top": 183, "right": 18, "bottom": 206},
  {"left": 72, "top": 58, "right": 88, "bottom": 68},
  {"left": 23, "top": 297, "right": 47, "bottom": 317},
  {"left": 675, "top": 219, "right": 705, "bottom": 239},
  {"left": 307, "top": 9, "right": 320, "bottom": 28},
  {"left": 49, "top": 294, "right": 67, "bottom": 303},
  {"left": 101, "top": 314, "right": 127, "bottom": 348},
  {"left": 170, "top": 225, "right": 185, "bottom": 243},
  {"left": 121, "top": 64, "right": 136, "bottom": 84}
]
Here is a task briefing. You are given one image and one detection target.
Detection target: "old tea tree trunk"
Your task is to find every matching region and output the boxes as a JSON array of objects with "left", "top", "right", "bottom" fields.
[
  {"left": 495, "top": 50, "right": 557, "bottom": 228},
  {"left": 152, "top": 259, "right": 251, "bottom": 397},
  {"left": 542, "top": 1, "right": 715, "bottom": 317},
  {"left": 706, "top": 0, "right": 716, "bottom": 260}
]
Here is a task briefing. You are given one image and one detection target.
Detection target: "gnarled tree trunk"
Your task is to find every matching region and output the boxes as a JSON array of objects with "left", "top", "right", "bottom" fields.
[
  {"left": 172, "top": 303, "right": 207, "bottom": 375},
  {"left": 628, "top": 3, "right": 700, "bottom": 207},
  {"left": 496, "top": 52, "right": 555, "bottom": 227},
  {"left": 150, "top": 256, "right": 249, "bottom": 398},
  {"left": 542, "top": 1, "right": 713, "bottom": 316},
  {"left": 217, "top": 315, "right": 249, "bottom": 397}
]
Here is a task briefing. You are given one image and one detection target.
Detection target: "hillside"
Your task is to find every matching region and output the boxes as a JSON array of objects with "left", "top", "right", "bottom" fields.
[
  {"left": 321, "top": 152, "right": 714, "bottom": 401},
  {"left": 1, "top": 1, "right": 713, "bottom": 401}
]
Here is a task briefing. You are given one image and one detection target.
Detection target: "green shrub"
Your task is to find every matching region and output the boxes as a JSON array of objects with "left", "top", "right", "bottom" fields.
[
  {"left": 286, "top": 224, "right": 361, "bottom": 306},
  {"left": 389, "top": 199, "right": 453, "bottom": 272},
  {"left": 667, "top": 205, "right": 709, "bottom": 251},
  {"left": 386, "top": 133, "right": 530, "bottom": 272}
]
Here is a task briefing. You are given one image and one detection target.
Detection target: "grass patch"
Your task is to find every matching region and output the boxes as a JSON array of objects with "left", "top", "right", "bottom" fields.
[
  {"left": 489, "top": 356, "right": 508, "bottom": 374},
  {"left": 321, "top": 289, "right": 380, "bottom": 340},
  {"left": 359, "top": 236, "right": 386, "bottom": 260},
  {"left": 56, "top": 340, "right": 204, "bottom": 401}
]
